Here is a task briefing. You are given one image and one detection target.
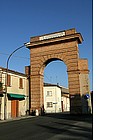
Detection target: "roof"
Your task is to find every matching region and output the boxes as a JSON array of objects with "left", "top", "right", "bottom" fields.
[
  {"left": 44, "top": 83, "right": 60, "bottom": 87},
  {"left": 44, "top": 83, "right": 69, "bottom": 94},
  {"left": 0, "top": 67, "right": 27, "bottom": 77},
  {"left": 61, "top": 87, "right": 69, "bottom": 94}
]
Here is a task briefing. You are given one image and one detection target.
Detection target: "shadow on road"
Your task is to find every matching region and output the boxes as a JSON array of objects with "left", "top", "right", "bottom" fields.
[
  {"left": 43, "top": 112, "right": 93, "bottom": 123},
  {"left": 0, "top": 113, "right": 93, "bottom": 140},
  {"left": 36, "top": 123, "right": 92, "bottom": 140},
  {"left": 36, "top": 113, "right": 93, "bottom": 139}
]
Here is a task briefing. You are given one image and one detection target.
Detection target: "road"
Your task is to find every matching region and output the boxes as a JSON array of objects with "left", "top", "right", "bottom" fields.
[{"left": 0, "top": 113, "right": 92, "bottom": 140}]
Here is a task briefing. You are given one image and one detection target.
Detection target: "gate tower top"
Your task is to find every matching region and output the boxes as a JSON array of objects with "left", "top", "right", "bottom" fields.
[{"left": 26, "top": 28, "right": 83, "bottom": 49}]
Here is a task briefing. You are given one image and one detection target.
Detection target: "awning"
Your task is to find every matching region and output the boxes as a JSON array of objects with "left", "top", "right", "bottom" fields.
[{"left": 7, "top": 93, "right": 26, "bottom": 100}]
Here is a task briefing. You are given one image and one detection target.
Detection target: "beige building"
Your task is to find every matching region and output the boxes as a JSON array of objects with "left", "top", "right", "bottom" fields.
[
  {"left": 0, "top": 67, "right": 29, "bottom": 120},
  {"left": 43, "top": 83, "right": 69, "bottom": 113}
]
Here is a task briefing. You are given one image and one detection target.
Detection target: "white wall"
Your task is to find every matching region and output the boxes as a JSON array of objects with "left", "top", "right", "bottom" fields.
[
  {"left": 44, "top": 86, "right": 62, "bottom": 113},
  {"left": 61, "top": 96, "right": 70, "bottom": 112}
]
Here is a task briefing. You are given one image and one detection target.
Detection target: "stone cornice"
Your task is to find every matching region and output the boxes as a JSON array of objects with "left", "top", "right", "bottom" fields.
[{"left": 25, "top": 29, "right": 83, "bottom": 49}]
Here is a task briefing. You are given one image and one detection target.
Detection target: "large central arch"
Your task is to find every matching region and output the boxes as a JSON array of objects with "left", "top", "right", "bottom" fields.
[{"left": 26, "top": 28, "right": 91, "bottom": 114}]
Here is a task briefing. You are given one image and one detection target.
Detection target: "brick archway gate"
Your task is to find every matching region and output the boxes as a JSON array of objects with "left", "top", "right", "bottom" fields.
[{"left": 26, "top": 28, "right": 92, "bottom": 114}]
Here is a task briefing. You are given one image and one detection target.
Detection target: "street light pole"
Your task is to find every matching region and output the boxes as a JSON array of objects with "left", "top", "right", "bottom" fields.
[{"left": 4, "top": 44, "right": 26, "bottom": 120}]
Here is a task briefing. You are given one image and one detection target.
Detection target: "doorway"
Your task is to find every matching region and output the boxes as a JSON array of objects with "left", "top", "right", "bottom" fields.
[{"left": 11, "top": 100, "right": 19, "bottom": 118}]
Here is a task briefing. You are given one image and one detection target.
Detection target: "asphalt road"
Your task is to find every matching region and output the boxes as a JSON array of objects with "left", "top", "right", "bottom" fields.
[{"left": 0, "top": 113, "right": 93, "bottom": 140}]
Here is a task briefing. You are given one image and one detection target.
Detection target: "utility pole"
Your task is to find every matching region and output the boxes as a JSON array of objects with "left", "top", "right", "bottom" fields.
[{"left": 4, "top": 44, "right": 26, "bottom": 120}]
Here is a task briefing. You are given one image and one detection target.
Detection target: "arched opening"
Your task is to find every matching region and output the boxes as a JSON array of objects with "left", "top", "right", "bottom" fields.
[
  {"left": 26, "top": 28, "right": 92, "bottom": 115},
  {"left": 43, "top": 59, "right": 69, "bottom": 113},
  {"left": 44, "top": 59, "right": 68, "bottom": 87}
]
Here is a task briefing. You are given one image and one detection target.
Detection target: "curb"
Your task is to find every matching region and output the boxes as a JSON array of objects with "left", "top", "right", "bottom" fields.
[{"left": 0, "top": 115, "right": 35, "bottom": 123}]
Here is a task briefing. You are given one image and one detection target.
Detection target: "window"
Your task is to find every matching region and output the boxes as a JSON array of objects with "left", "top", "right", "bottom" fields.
[
  {"left": 0, "top": 82, "right": 3, "bottom": 92},
  {"left": 7, "top": 74, "right": 11, "bottom": 87},
  {"left": 47, "top": 102, "right": 53, "bottom": 108},
  {"left": 19, "top": 78, "right": 23, "bottom": 89},
  {"left": 46, "top": 91, "right": 52, "bottom": 96}
]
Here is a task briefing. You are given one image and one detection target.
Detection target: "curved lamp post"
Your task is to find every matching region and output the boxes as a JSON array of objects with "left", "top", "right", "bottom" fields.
[{"left": 4, "top": 43, "right": 26, "bottom": 120}]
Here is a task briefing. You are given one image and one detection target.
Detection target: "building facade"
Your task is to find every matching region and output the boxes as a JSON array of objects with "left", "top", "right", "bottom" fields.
[
  {"left": 43, "top": 83, "right": 70, "bottom": 113},
  {"left": 0, "top": 67, "right": 29, "bottom": 120}
]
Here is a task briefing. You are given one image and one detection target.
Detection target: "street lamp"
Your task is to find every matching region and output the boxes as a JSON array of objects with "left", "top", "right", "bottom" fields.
[{"left": 4, "top": 43, "right": 26, "bottom": 120}]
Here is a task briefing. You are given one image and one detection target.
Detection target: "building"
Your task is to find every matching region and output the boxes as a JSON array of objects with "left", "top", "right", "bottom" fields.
[
  {"left": 0, "top": 67, "right": 29, "bottom": 120},
  {"left": 61, "top": 86, "right": 70, "bottom": 112},
  {"left": 43, "top": 83, "right": 70, "bottom": 113}
]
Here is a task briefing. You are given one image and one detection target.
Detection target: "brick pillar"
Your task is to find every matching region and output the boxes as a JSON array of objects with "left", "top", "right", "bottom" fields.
[
  {"left": 25, "top": 66, "right": 30, "bottom": 76},
  {"left": 30, "top": 74, "right": 44, "bottom": 115},
  {"left": 68, "top": 70, "right": 82, "bottom": 114},
  {"left": 78, "top": 59, "right": 92, "bottom": 114},
  {"left": 68, "top": 70, "right": 91, "bottom": 114}
]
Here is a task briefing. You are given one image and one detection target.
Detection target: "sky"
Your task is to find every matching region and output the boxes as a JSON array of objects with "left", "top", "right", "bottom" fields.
[{"left": 0, "top": 0, "right": 93, "bottom": 90}]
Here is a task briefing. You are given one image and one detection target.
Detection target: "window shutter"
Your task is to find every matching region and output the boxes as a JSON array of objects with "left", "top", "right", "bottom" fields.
[{"left": 7, "top": 75, "right": 11, "bottom": 86}]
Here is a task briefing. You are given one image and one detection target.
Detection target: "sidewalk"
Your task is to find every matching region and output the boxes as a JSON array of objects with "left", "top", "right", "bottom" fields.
[
  {"left": 0, "top": 115, "right": 35, "bottom": 123},
  {"left": 0, "top": 113, "right": 93, "bottom": 123}
]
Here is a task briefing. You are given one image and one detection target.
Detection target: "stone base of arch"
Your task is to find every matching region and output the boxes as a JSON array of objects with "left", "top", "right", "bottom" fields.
[
  {"left": 29, "top": 74, "right": 44, "bottom": 115},
  {"left": 68, "top": 69, "right": 92, "bottom": 114}
]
